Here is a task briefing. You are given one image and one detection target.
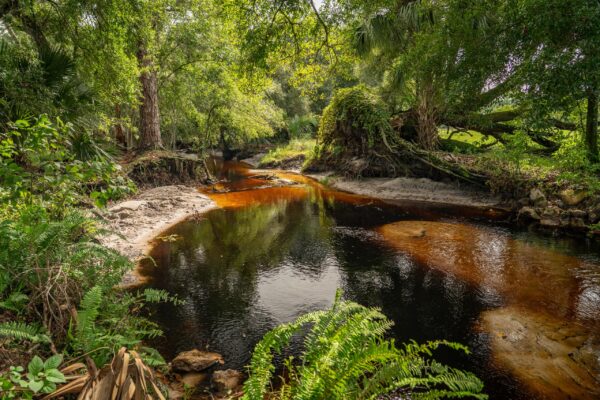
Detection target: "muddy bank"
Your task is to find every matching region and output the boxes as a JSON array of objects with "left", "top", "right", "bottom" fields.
[
  {"left": 99, "top": 185, "right": 216, "bottom": 286},
  {"left": 306, "top": 172, "right": 505, "bottom": 210},
  {"left": 238, "top": 152, "right": 266, "bottom": 168}
]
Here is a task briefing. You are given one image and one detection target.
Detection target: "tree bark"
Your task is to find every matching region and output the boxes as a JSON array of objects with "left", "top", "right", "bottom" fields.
[
  {"left": 114, "top": 104, "right": 127, "bottom": 149},
  {"left": 585, "top": 88, "right": 598, "bottom": 163},
  {"left": 137, "top": 45, "right": 162, "bottom": 150},
  {"left": 416, "top": 81, "right": 438, "bottom": 150}
]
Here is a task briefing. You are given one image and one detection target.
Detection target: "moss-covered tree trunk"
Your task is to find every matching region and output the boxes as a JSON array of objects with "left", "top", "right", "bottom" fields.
[
  {"left": 586, "top": 88, "right": 598, "bottom": 163},
  {"left": 137, "top": 45, "right": 162, "bottom": 151}
]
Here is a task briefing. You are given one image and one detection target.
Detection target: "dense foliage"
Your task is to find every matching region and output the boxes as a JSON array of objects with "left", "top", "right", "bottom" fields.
[{"left": 318, "top": 86, "right": 395, "bottom": 156}]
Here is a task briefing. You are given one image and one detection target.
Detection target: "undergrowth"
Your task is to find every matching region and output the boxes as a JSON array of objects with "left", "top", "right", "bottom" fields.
[{"left": 0, "top": 115, "right": 178, "bottom": 398}]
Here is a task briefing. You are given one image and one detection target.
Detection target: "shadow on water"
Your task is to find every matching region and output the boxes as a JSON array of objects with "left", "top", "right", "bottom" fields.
[{"left": 141, "top": 160, "right": 600, "bottom": 400}]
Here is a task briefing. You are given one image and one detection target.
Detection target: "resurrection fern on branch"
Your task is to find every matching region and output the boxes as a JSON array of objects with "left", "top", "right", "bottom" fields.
[{"left": 242, "top": 291, "right": 487, "bottom": 400}]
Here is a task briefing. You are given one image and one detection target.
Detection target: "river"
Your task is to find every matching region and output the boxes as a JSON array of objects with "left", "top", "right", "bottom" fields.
[{"left": 141, "top": 160, "right": 600, "bottom": 399}]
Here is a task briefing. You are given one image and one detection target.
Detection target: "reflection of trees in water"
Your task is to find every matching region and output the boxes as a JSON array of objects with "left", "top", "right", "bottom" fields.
[
  {"left": 330, "top": 232, "right": 486, "bottom": 347},
  {"left": 146, "top": 192, "right": 337, "bottom": 363}
]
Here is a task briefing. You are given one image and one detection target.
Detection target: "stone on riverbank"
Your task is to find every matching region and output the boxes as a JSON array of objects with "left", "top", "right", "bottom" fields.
[
  {"left": 559, "top": 188, "right": 588, "bottom": 206},
  {"left": 171, "top": 349, "right": 224, "bottom": 372},
  {"left": 212, "top": 369, "right": 244, "bottom": 394},
  {"left": 518, "top": 206, "right": 540, "bottom": 220},
  {"left": 529, "top": 188, "right": 547, "bottom": 208}
]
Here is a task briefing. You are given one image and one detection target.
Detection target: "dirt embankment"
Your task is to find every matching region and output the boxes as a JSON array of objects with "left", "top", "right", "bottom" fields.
[{"left": 99, "top": 185, "right": 216, "bottom": 286}]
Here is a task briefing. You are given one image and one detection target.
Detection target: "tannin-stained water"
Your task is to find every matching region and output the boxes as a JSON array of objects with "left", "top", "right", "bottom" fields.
[{"left": 141, "top": 160, "right": 600, "bottom": 399}]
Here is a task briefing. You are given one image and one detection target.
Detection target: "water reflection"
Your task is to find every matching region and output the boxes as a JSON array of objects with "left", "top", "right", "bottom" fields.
[
  {"left": 142, "top": 162, "right": 600, "bottom": 400},
  {"left": 377, "top": 221, "right": 599, "bottom": 326}
]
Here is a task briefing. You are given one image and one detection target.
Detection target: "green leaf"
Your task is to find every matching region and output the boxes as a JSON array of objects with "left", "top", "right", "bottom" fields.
[
  {"left": 44, "top": 369, "right": 65, "bottom": 383},
  {"left": 44, "top": 355, "right": 63, "bottom": 370},
  {"left": 28, "top": 356, "right": 44, "bottom": 376},
  {"left": 42, "top": 381, "right": 57, "bottom": 393},
  {"left": 15, "top": 120, "right": 30, "bottom": 129},
  {"left": 28, "top": 379, "right": 44, "bottom": 393}
]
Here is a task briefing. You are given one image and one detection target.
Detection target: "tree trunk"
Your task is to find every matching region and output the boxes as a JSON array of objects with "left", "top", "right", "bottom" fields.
[
  {"left": 137, "top": 45, "right": 162, "bottom": 150},
  {"left": 114, "top": 104, "right": 127, "bottom": 149},
  {"left": 416, "top": 81, "right": 438, "bottom": 150},
  {"left": 585, "top": 88, "right": 598, "bottom": 163}
]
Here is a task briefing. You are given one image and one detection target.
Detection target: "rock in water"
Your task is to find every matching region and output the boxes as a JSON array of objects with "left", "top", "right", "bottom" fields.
[
  {"left": 171, "top": 350, "right": 224, "bottom": 372},
  {"left": 212, "top": 369, "right": 244, "bottom": 394}
]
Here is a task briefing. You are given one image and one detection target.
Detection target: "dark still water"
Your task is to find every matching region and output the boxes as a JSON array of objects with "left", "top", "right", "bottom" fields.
[{"left": 141, "top": 162, "right": 600, "bottom": 399}]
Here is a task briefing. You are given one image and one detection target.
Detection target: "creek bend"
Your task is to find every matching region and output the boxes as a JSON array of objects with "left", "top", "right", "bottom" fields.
[{"left": 140, "top": 160, "right": 600, "bottom": 399}]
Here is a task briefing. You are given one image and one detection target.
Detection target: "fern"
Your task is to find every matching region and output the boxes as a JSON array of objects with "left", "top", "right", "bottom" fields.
[
  {"left": 242, "top": 291, "right": 487, "bottom": 400},
  {"left": 0, "top": 291, "right": 28, "bottom": 313},
  {"left": 142, "top": 288, "right": 183, "bottom": 305},
  {"left": 75, "top": 286, "right": 103, "bottom": 348},
  {"left": 0, "top": 322, "right": 50, "bottom": 343}
]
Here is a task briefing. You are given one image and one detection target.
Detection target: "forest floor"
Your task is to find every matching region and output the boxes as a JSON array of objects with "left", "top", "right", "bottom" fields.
[{"left": 99, "top": 185, "right": 216, "bottom": 287}]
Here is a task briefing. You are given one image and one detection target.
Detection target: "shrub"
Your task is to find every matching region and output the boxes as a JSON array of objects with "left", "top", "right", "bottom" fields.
[
  {"left": 0, "top": 206, "right": 130, "bottom": 340},
  {"left": 69, "top": 286, "right": 181, "bottom": 366},
  {"left": 243, "top": 291, "right": 486, "bottom": 400},
  {"left": 0, "top": 115, "right": 135, "bottom": 213}
]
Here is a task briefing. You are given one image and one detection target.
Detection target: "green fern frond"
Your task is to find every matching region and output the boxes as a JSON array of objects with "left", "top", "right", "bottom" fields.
[
  {"left": 142, "top": 288, "right": 183, "bottom": 305},
  {"left": 242, "top": 292, "right": 487, "bottom": 400},
  {"left": 76, "top": 286, "right": 103, "bottom": 343},
  {"left": 0, "top": 322, "right": 50, "bottom": 343}
]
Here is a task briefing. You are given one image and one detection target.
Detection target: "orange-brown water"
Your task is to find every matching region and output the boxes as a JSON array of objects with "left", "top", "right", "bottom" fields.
[
  {"left": 377, "top": 221, "right": 599, "bottom": 325},
  {"left": 143, "top": 160, "right": 600, "bottom": 399}
]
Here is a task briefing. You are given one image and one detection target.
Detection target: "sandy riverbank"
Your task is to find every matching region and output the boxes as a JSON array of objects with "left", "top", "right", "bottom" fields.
[
  {"left": 241, "top": 156, "right": 504, "bottom": 209},
  {"left": 99, "top": 185, "right": 217, "bottom": 286},
  {"left": 306, "top": 173, "right": 504, "bottom": 209}
]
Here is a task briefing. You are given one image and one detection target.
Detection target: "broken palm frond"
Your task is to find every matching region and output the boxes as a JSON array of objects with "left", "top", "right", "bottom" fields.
[{"left": 43, "top": 347, "right": 165, "bottom": 400}]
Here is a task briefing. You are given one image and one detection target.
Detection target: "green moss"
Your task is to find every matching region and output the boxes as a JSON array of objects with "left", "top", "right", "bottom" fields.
[{"left": 318, "top": 85, "right": 394, "bottom": 155}]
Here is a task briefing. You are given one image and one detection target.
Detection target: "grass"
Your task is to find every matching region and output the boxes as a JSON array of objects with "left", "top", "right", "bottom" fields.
[{"left": 259, "top": 138, "right": 316, "bottom": 167}]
